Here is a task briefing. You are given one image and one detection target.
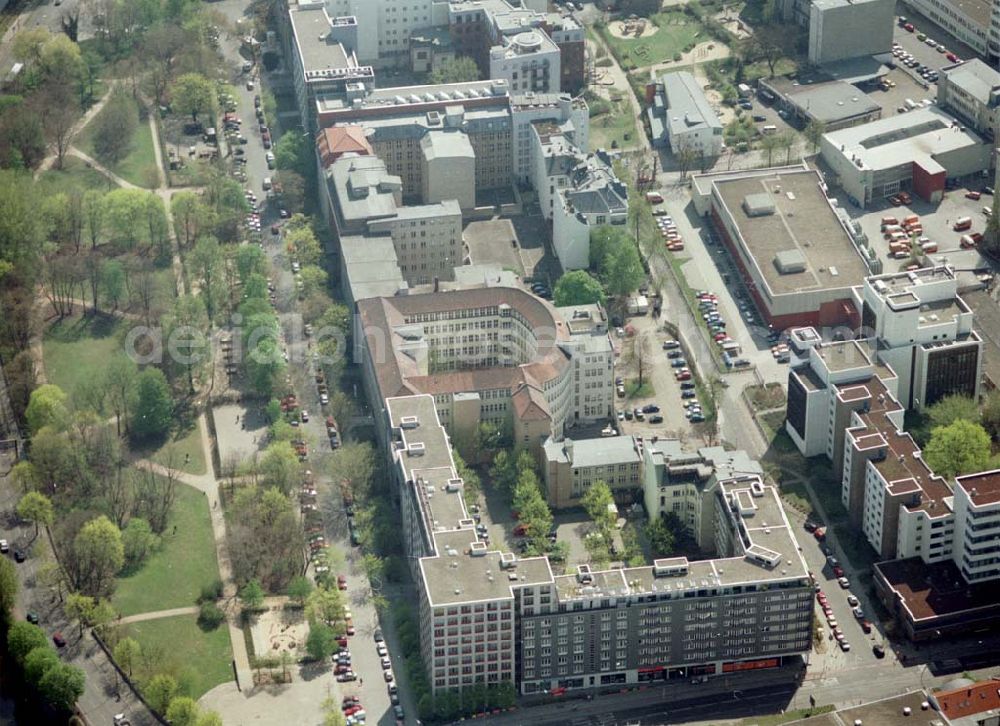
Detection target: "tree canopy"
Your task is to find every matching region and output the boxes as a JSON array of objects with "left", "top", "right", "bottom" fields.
[
  {"left": 429, "top": 57, "right": 480, "bottom": 85},
  {"left": 924, "top": 419, "right": 992, "bottom": 479},
  {"left": 554, "top": 270, "right": 605, "bottom": 307}
]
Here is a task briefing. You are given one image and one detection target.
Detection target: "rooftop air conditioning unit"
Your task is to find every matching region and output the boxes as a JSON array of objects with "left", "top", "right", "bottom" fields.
[
  {"left": 400, "top": 415, "right": 419, "bottom": 429},
  {"left": 407, "top": 442, "right": 426, "bottom": 456}
]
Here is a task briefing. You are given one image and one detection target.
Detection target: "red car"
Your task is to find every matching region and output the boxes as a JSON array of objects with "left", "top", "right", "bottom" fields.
[
  {"left": 334, "top": 664, "right": 351, "bottom": 674},
  {"left": 904, "top": 22, "right": 914, "bottom": 31},
  {"left": 966, "top": 191, "right": 982, "bottom": 200},
  {"left": 345, "top": 706, "right": 363, "bottom": 716},
  {"left": 946, "top": 52, "right": 959, "bottom": 62},
  {"left": 675, "top": 371, "right": 692, "bottom": 381},
  {"left": 52, "top": 632, "right": 66, "bottom": 648},
  {"left": 861, "top": 620, "right": 873, "bottom": 634},
  {"left": 337, "top": 574, "right": 347, "bottom": 591},
  {"left": 833, "top": 565, "right": 844, "bottom": 578},
  {"left": 346, "top": 624, "right": 356, "bottom": 636},
  {"left": 813, "top": 527, "right": 827, "bottom": 541},
  {"left": 336, "top": 636, "right": 348, "bottom": 648}
]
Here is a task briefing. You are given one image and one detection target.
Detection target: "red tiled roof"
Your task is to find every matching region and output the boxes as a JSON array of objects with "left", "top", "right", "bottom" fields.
[
  {"left": 935, "top": 678, "right": 1000, "bottom": 719},
  {"left": 317, "top": 126, "right": 373, "bottom": 168}
]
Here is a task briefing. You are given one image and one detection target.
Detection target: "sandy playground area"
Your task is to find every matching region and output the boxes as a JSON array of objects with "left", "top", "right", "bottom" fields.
[{"left": 608, "top": 18, "right": 660, "bottom": 40}]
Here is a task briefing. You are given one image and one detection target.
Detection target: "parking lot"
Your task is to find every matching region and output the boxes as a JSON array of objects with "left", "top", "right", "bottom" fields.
[
  {"left": 848, "top": 184, "right": 994, "bottom": 271},
  {"left": 893, "top": 13, "right": 978, "bottom": 77}
]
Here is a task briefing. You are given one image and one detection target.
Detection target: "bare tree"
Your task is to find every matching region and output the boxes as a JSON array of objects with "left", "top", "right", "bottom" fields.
[
  {"left": 132, "top": 457, "right": 179, "bottom": 534},
  {"left": 45, "top": 255, "right": 83, "bottom": 318},
  {"left": 36, "top": 81, "right": 78, "bottom": 169}
]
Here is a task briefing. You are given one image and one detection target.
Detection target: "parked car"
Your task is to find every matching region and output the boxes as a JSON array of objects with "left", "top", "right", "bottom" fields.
[
  {"left": 52, "top": 632, "right": 66, "bottom": 648},
  {"left": 649, "top": 415, "right": 664, "bottom": 424},
  {"left": 873, "top": 643, "right": 885, "bottom": 658}
]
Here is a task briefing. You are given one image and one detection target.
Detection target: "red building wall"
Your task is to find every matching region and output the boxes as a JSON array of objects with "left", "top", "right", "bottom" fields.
[{"left": 912, "top": 161, "right": 945, "bottom": 204}]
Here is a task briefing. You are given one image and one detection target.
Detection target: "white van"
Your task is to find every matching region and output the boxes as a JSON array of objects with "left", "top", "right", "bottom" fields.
[
  {"left": 761, "top": 124, "right": 777, "bottom": 134},
  {"left": 262, "top": 177, "right": 272, "bottom": 190}
]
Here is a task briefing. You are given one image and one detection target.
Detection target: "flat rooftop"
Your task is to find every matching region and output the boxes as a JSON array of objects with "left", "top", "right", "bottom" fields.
[
  {"left": 956, "top": 469, "right": 1000, "bottom": 506},
  {"left": 823, "top": 107, "right": 985, "bottom": 174},
  {"left": 317, "top": 79, "right": 509, "bottom": 114},
  {"left": 943, "top": 0, "right": 992, "bottom": 27},
  {"left": 287, "top": 0, "right": 352, "bottom": 74},
  {"left": 876, "top": 557, "right": 1000, "bottom": 622},
  {"left": 837, "top": 691, "right": 942, "bottom": 726},
  {"left": 661, "top": 71, "right": 723, "bottom": 136},
  {"left": 713, "top": 169, "right": 867, "bottom": 297},
  {"left": 942, "top": 58, "right": 1000, "bottom": 105},
  {"left": 814, "top": 339, "right": 872, "bottom": 373},
  {"left": 769, "top": 78, "right": 881, "bottom": 125}
]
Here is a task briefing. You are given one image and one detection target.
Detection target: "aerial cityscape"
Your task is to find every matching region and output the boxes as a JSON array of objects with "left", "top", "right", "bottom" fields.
[{"left": 2, "top": 0, "right": 1000, "bottom": 723}]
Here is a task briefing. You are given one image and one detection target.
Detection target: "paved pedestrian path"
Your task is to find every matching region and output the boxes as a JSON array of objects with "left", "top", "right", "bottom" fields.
[{"left": 119, "top": 606, "right": 199, "bottom": 624}]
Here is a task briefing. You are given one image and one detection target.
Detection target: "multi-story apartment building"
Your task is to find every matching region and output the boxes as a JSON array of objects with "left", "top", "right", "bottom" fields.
[
  {"left": 937, "top": 59, "right": 1000, "bottom": 142},
  {"left": 900, "top": 0, "right": 992, "bottom": 61},
  {"left": 806, "top": 0, "right": 893, "bottom": 64},
  {"left": 385, "top": 395, "right": 813, "bottom": 696},
  {"left": 356, "top": 287, "right": 614, "bottom": 455},
  {"left": 951, "top": 470, "right": 1000, "bottom": 583},
  {"left": 532, "top": 122, "right": 628, "bottom": 270},
  {"left": 542, "top": 435, "right": 644, "bottom": 508}
]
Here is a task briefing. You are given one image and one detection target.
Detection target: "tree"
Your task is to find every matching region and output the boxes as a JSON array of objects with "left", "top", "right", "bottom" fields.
[
  {"left": 646, "top": 514, "right": 676, "bottom": 557},
  {"left": 104, "top": 188, "right": 152, "bottom": 250},
  {"left": 260, "top": 441, "right": 300, "bottom": 495},
  {"left": 170, "top": 191, "right": 209, "bottom": 249},
  {"left": 228, "top": 486, "right": 303, "bottom": 590},
  {"left": 240, "top": 578, "right": 265, "bottom": 611},
  {"left": 298, "top": 265, "right": 328, "bottom": 298},
  {"left": 131, "top": 465, "right": 179, "bottom": 534},
  {"left": 804, "top": 119, "right": 827, "bottom": 153},
  {"left": 105, "top": 354, "right": 138, "bottom": 437},
  {"left": 429, "top": 56, "right": 480, "bottom": 84},
  {"left": 17, "top": 491, "right": 54, "bottom": 541},
  {"left": 273, "top": 132, "right": 311, "bottom": 177},
  {"left": 306, "top": 584, "right": 347, "bottom": 627},
  {"left": 981, "top": 390, "right": 1000, "bottom": 441},
  {"left": 195, "top": 712, "right": 224, "bottom": 726},
  {"left": 113, "top": 637, "right": 141, "bottom": 678},
  {"left": 760, "top": 132, "right": 782, "bottom": 167},
  {"left": 82, "top": 190, "right": 105, "bottom": 250},
  {"left": 306, "top": 622, "right": 336, "bottom": 661},
  {"left": 170, "top": 73, "right": 214, "bottom": 122},
  {"left": 603, "top": 238, "right": 645, "bottom": 299},
  {"left": 554, "top": 270, "right": 605, "bottom": 306},
  {"left": 287, "top": 575, "right": 313, "bottom": 604},
  {"left": 131, "top": 368, "right": 173, "bottom": 441},
  {"left": 145, "top": 673, "right": 178, "bottom": 714},
  {"left": 927, "top": 394, "right": 980, "bottom": 430},
  {"left": 778, "top": 130, "right": 797, "bottom": 164},
  {"left": 35, "top": 79, "right": 78, "bottom": 169},
  {"left": 925, "top": 419, "right": 992, "bottom": 479},
  {"left": 24, "top": 646, "right": 60, "bottom": 685},
  {"left": 26, "top": 384, "right": 69, "bottom": 434},
  {"left": 37, "top": 662, "right": 85, "bottom": 712},
  {"left": 68, "top": 515, "right": 124, "bottom": 597},
  {"left": 64, "top": 592, "right": 96, "bottom": 636},
  {"left": 166, "top": 697, "right": 201, "bottom": 726},
  {"left": 7, "top": 621, "right": 47, "bottom": 664},
  {"left": 122, "top": 517, "right": 159, "bottom": 571},
  {"left": 92, "top": 88, "right": 138, "bottom": 165},
  {"left": 101, "top": 259, "right": 126, "bottom": 311},
  {"left": 0, "top": 557, "right": 18, "bottom": 624},
  {"left": 284, "top": 225, "right": 322, "bottom": 266},
  {"left": 582, "top": 480, "right": 615, "bottom": 535},
  {"left": 986, "top": 193, "right": 1000, "bottom": 254},
  {"left": 277, "top": 169, "right": 306, "bottom": 213}
]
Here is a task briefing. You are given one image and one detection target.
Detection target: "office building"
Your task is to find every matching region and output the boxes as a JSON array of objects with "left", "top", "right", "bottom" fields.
[
  {"left": 820, "top": 107, "right": 991, "bottom": 208},
  {"left": 321, "top": 150, "right": 465, "bottom": 291},
  {"left": 532, "top": 122, "right": 628, "bottom": 270},
  {"left": 542, "top": 435, "right": 644, "bottom": 509},
  {"left": 385, "top": 395, "right": 812, "bottom": 696},
  {"left": 511, "top": 92, "right": 589, "bottom": 184},
  {"left": 692, "top": 166, "right": 870, "bottom": 330},
  {"left": 807, "top": 0, "right": 894, "bottom": 64},
  {"left": 648, "top": 72, "right": 724, "bottom": 156},
  {"left": 900, "top": 0, "right": 993, "bottom": 62},
  {"left": 857, "top": 266, "right": 983, "bottom": 410},
  {"left": 937, "top": 59, "right": 1000, "bottom": 141},
  {"left": 277, "top": 0, "right": 375, "bottom": 131},
  {"left": 356, "top": 287, "right": 614, "bottom": 454}
]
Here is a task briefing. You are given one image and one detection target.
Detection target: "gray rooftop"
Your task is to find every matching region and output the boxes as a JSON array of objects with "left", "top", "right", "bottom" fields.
[
  {"left": 420, "top": 129, "right": 475, "bottom": 160},
  {"left": 328, "top": 155, "right": 400, "bottom": 223},
  {"left": 713, "top": 169, "right": 868, "bottom": 296},
  {"left": 340, "top": 234, "right": 406, "bottom": 304},
  {"left": 317, "top": 79, "right": 509, "bottom": 114},
  {"left": 823, "top": 106, "right": 985, "bottom": 173},
  {"left": 543, "top": 435, "right": 640, "bottom": 469},
  {"left": 287, "top": 0, "right": 351, "bottom": 75},
  {"left": 662, "top": 71, "right": 723, "bottom": 136},
  {"left": 942, "top": 58, "right": 1000, "bottom": 105},
  {"left": 783, "top": 80, "right": 881, "bottom": 124}
]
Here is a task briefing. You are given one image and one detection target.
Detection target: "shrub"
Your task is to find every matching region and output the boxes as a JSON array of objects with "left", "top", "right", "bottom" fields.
[
  {"left": 197, "top": 602, "right": 225, "bottom": 630},
  {"left": 198, "top": 579, "right": 224, "bottom": 603},
  {"left": 673, "top": 52, "right": 682, "bottom": 61}
]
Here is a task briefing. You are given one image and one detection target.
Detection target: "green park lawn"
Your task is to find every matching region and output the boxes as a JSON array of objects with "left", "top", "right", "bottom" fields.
[
  {"left": 36, "top": 155, "right": 116, "bottom": 196},
  {"left": 600, "top": 12, "right": 704, "bottom": 69},
  {"left": 133, "top": 414, "right": 207, "bottom": 475},
  {"left": 589, "top": 96, "right": 638, "bottom": 152},
  {"left": 127, "top": 614, "right": 233, "bottom": 699},
  {"left": 115, "top": 484, "right": 219, "bottom": 616},
  {"left": 43, "top": 314, "right": 125, "bottom": 400},
  {"left": 78, "top": 109, "right": 159, "bottom": 189}
]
